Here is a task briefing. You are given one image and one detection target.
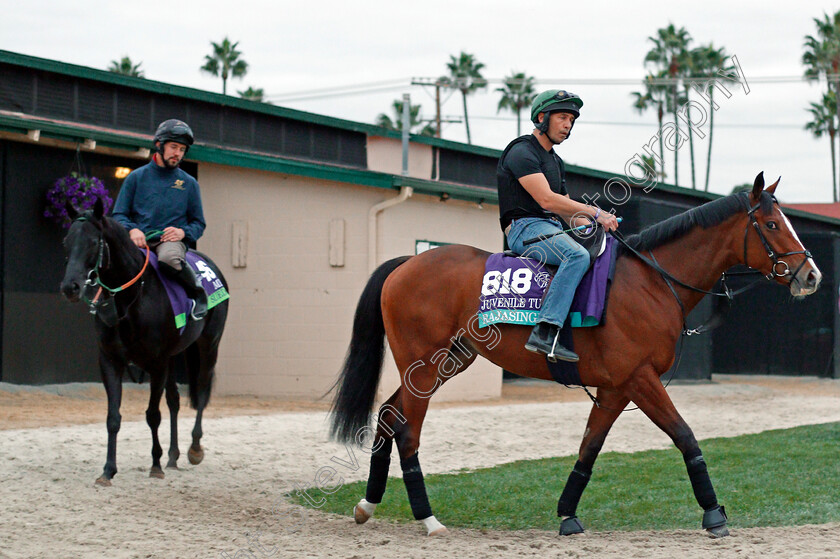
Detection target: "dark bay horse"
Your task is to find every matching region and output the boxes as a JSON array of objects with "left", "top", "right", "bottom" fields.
[
  {"left": 60, "top": 199, "right": 229, "bottom": 486},
  {"left": 330, "top": 174, "right": 821, "bottom": 537}
]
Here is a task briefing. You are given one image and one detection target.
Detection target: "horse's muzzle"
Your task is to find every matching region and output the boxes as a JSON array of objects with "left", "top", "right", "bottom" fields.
[
  {"left": 60, "top": 279, "right": 82, "bottom": 302},
  {"left": 790, "top": 261, "right": 821, "bottom": 297}
]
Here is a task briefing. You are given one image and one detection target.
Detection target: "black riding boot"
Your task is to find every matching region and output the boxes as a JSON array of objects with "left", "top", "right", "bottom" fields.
[
  {"left": 525, "top": 322, "right": 579, "bottom": 363},
  {"left": 174, "top": 264, "right": 208, "bottom": 320}
]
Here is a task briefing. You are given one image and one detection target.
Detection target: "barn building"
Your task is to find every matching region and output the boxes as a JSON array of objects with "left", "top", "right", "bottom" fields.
[{"left": 1, "top": 50, "right": 837, "bottom": 405}]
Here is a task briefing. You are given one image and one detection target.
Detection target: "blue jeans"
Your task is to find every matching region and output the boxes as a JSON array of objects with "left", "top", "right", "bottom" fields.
[{"left": 507, "top": 217, "right": 590, "bottom": 328}]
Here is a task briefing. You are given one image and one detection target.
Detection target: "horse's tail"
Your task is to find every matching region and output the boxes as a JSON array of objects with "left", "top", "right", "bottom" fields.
[{"left": 329, "top": 255, "right": 412, "bottom": 444}]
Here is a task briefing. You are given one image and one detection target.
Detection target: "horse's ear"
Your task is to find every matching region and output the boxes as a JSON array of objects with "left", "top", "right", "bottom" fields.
[
  {"left": 65, "top": 202, "right": 79, "bottom": 221},
  {"left": 750, "top": 172, "right": 765, "bottom": 200},
  {"left": 766, "top": 176, "right": 781, "bottom": 195},
  {"left": 93, "top": 197, "right": 105, "bottom": 220}
]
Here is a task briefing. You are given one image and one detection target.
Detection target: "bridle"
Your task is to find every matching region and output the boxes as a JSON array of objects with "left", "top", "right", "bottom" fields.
[
  {"left": 744, "top": 198, "right": 811, "bottom": 282},
  {"left": 73, "top": 216, "right": 150, "bottom": 315}
]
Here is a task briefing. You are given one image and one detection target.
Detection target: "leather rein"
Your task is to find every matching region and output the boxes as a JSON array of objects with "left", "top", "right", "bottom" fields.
[{"left": 610, "top": 197, "right": 811, "bottom": 336}]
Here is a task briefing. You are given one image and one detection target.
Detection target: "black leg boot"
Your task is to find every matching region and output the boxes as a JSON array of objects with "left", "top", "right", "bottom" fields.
[{"left": 174, "top": 264, "right": 208, "bottom": 320}]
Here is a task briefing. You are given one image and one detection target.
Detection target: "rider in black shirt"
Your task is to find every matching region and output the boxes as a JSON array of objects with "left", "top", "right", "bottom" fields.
[{"left": 496, "top": 90, "right": 619, "bottom": 362}]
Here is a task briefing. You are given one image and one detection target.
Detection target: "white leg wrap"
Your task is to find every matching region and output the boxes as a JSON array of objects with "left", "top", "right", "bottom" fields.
[{"left": 421, "top": 515, "right": 448, "bottom": 536}]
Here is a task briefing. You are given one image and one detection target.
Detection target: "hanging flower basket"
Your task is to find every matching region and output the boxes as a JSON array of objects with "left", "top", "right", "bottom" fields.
[{"left": 44, "top": 172, "right": 114, "bottom": 228}]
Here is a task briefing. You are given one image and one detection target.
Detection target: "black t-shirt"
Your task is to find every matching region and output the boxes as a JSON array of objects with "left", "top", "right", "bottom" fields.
[{"left": 496, "top": 134, "right": 567, "bottom": 231}]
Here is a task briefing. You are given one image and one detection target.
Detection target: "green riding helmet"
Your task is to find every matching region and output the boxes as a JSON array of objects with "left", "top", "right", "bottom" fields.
[{"left": 530, "top": 90, "right": 583, "bottom": 136}]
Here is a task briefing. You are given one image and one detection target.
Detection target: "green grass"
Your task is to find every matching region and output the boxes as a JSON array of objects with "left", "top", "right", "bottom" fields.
[{"left": 291, "top": 422, "right": 840, "bottom": 532}]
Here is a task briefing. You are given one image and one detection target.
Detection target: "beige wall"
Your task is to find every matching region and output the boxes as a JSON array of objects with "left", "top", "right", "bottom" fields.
[
  {"left": 197, "top": 163, "right": 503, "bottom": 402},
  {"left": 367, "top": 136, "right": 434, "bottom": 179}
]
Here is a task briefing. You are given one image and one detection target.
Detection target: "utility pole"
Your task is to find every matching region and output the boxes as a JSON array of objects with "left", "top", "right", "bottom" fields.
[
  {"left": 435, "top": 82, "right": 441, "bottom": 138},
  {"left": 401, "top": 93, "right": 410, "bottom": 176},
  {"left": 411, "top": 77, "right": 460, "bottom": 138}
]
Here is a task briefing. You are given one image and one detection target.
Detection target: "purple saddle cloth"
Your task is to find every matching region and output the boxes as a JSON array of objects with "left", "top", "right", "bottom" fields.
[
  {"left": 478, "top": 236, "right": 617, "bottom": 328},
  {"left": 147, "top": 250, "right": 230, "bottom": 330},
  {"left": 477, "top": 236, "right": 618, "bottom": 387}
]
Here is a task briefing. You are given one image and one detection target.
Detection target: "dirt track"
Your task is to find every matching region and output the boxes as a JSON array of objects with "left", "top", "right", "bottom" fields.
[{"left": 0, "top": 375, "right": 838, "bottom": 559}]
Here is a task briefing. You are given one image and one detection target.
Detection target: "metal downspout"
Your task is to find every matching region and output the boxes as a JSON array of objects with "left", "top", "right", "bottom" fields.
[{"left": 368, "top": 186, "right": 413, "bottom": 274}]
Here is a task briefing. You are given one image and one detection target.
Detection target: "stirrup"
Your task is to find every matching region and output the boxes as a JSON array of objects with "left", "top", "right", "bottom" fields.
[
  {"left": 189, "top": 299, "right": 207, "bottom": 321},
  {"left": 548, "top": 332, "right": 579, "bottom": 363}
]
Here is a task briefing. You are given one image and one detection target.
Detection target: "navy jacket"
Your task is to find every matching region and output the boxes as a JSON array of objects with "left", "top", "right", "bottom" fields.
[{"left": 112, "top": 161, "right": 206, "bottom": 243}]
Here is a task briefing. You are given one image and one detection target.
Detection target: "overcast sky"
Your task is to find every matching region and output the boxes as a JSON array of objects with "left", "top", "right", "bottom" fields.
[{"left": 2, "top": 0, "right": 838, "bottom": 202}]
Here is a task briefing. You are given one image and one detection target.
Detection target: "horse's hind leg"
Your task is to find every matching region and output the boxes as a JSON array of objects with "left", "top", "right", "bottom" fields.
[
  {"left": 627, "top": 368, "right": 728, "bottom": 537},
  {"left": 146, "top": 367, "right": 167, "bottom": 479},
  {"left": 556, "top": 388, "right": 629, "bottom": 535},
  {"left": 353, "top": 389, "right": 406, "bottom": 524},
  {"left": 164, "top": 362, "right": 181, "bottom": 469},
  {"left": 188, "top": 340, "right": 216, "bottom": 465}
]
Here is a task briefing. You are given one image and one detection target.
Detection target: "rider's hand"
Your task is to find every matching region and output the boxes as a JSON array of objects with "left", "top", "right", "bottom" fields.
[
  {"left": 161, "top": 227, "right": 185, "bottom": 242},
  {"left": 597, "top": 211, "right": 619, "bottom": 232},
  {"left": 129, "top": 228, "right": 147, "bottom": 248}
]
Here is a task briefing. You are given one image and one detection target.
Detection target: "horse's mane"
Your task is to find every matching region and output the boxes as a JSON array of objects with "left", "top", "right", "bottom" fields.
[
  {"left": 620, "top": 191, "right": 773, "bottom": 253},
  {"left": 78, "top": 210, "right": 145, "bottom": 264}
]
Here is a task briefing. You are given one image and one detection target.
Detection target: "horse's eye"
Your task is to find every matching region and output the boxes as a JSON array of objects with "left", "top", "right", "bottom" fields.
[{"left": 766, "top": 221, "right": 778, "bottom": 230}]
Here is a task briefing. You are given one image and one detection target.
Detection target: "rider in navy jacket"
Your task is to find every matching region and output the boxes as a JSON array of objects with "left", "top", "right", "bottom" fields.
[{"left": 112, "top": 119, "right": 208, "bottom": 320}]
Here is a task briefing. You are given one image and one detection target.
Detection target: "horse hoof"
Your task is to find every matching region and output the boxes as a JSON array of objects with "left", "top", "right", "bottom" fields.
[
  {"left": 94, "top": 476, "right": 112, "bottom": 487},
  {"left": 149, "top": 467, "right": 165, "bottom": 479},
  {"left": 354, "top": 505, "right": 371, "bottom": 524},
  {"left": 702, "top": 505, "right": 728, "bottom": 538},
  {"left": 559, "top": 516, "right": 585, "bottom": 536},
  {"left": 428, "top": 527, "right": 448, "bottom": 537},
  {"left": 166, "top": 461, "right": 179, "bottom": 470},
  {"left": 188, "top": 446, "right": 204, "bottom": 465},
  {"left": 706, "top": 525, "right": 730, "bottom": 538}
]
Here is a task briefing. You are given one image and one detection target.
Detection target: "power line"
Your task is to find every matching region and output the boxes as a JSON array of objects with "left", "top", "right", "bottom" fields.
[
  {"left": 266, "top": 78, "right": 412, "bottom": 102},
  {"left": 266, "top": 74, "right": 828, "bottom": 104},
  {"left": 269, "top": 84, "right": 411, "bottom": 103},
  {"left": 466, "top": 114, "right": 805, "bottom": 129}
]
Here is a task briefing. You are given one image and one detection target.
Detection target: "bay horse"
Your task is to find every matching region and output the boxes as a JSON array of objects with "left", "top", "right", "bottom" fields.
[
  {"left": 60, "top": 198, "right": 229, "bottom": 486},
  {"left": 329, "top": 173, "right": 821, "bottom": 537}
]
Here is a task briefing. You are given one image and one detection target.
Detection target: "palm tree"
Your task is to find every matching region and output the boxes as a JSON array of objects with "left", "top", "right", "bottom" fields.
[
  {"left": 691, "top": 44, "right": 732, "bottom": 191},
  {"left": 107, "top": 56, "right": 144, "bottom": 78},
  {"left": 375, "top": 99, "right": 436, "bottom": 137},
  {"left": 630, "top": 154, "right": 659, "bottom": 183},
  {"left": 645, "top": 24, "right": 692, "bottom": 186},
  {"left": 803, "top": 11, "right": 840, "bottom": 194},
  {"left": 805, "top": 90, "right": 838, "bottom": 201},
  {"left": 201, "top": 37, "right": 248, "bottom": 95},
  {"left": 496, "top": 72, "right": 536, "bottom": 136},
  {"left": 238, "top": 86, "right": 267, "bottom": 102},
  {"left": 730, "top": 183, "right": 753, "bottom": 195},
  {"left": 630, "top": 72, "right": 668, "bottom": 181},
  {"left": 444, "top": 52, "right": 487, "bottom": 144}
]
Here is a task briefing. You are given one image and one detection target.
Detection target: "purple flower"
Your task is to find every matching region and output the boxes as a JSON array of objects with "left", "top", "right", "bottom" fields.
[{"left": 45, "top": 172, "right": 114, "bottom": 228}]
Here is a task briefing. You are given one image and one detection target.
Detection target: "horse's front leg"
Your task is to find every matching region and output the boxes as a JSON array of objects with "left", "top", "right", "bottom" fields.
[
  {"left": 557, "top": 388, "right": 629, "bottom": 535},
  {"left": 627, "top": 369, "right": 729, "bottom": 537},
  {"left": 96, "top": 351, "right": 125, "bottom": 486},
  {"left": 146, "top": 366, "right": 167, "bottom": 479},
  {"left": 164, "top": 362, "right": 180, "bottom": 469}
]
